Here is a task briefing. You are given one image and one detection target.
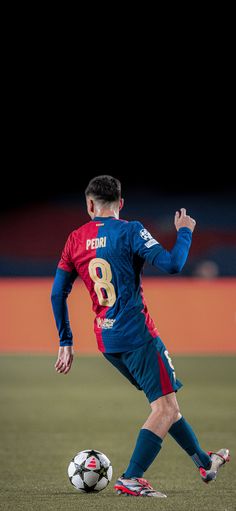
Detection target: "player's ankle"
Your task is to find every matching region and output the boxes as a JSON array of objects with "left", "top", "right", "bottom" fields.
[{"left": 204, "top": 459, "right": 212, "bottom": 470}]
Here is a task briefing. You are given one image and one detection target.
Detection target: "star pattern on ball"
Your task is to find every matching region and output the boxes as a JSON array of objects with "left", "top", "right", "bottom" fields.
[
  {"left": 93, "top": 464, "right": 110, "bottom": 481},
  {"left": 76, "top": 460, "right": 91, "bottom": 480},
  {"left": 69, "top": 450, "right": 112, "bottom": 492},
  {"left": 86, "top": 449, "right": 102, "bottom": 461}
]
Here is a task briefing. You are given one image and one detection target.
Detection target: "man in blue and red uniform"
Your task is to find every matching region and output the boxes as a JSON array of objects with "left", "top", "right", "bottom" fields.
[{"left": 51, "top": 175, "right": 229, "bottom": 498}]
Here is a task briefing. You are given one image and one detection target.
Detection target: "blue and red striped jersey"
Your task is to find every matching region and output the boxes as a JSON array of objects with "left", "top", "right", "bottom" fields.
[{"left": 57, "top": 216, "right": 165, "bottom": 353}]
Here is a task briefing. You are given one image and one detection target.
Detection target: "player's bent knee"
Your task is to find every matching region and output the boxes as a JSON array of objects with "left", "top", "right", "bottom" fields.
[
  {"left": 166, "top": 395, "right": 180, "bottom": 421},
  {"left": 167, "top": 403, "right": 180, "bottom": 422},
  {"left": 172, "top": 407, "right": 181, "bottom": 423},
  {"left": 149, "top": 397, "right": 181, "bottom": 429},
  {"left": 170, "top": 398, "right": 180, "bottom": 418},
  {"left": 151, "top": 393, "right": 179, "bottom": 414},
  {"left": 151, "top": 398, "right": 180, "bottom": 422}
]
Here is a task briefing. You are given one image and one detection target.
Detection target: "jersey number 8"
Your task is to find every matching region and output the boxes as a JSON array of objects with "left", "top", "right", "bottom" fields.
[{"left": 88, "top": 258, "right": 116, "bottom": 307}]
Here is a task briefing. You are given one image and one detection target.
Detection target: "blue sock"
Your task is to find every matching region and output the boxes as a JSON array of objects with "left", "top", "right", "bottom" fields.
[
  {"left": 169, "top": 416, "right": 211, "bottom": 469},
  {"left": 124, "top": 428, "right": 163, "bottom": 478}
]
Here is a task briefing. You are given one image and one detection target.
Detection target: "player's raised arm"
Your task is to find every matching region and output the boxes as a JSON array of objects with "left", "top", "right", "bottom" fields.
[
  {"left": 153, "top": 208, "right": 196, "bottom": 274},
  {"left": 130, "top": 209, "right": 196, "bottom": 274}
]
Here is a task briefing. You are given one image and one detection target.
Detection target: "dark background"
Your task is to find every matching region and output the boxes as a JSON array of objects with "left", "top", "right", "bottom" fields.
[
  {"left": 2, "top": 162, "right": 236, "bottom": 212},
  {"left": 1, "top": 63, "right": 236, "bottom": 276}
]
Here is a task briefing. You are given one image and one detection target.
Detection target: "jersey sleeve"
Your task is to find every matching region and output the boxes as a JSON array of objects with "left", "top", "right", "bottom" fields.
[
  {"left": 130, "top": 221, "right": 164, "bottom": 264},
  {"left": 58, "top": 232, "right": 75, "bottom": 272},
  {"left": 153, "top": 227, "right": 192, "bottom": 273},
  {"left": 51, "top": 267, "right": 78, "bottom": 346}
]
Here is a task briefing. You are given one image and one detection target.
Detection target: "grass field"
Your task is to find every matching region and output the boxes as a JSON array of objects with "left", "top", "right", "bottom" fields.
[{"left": 0, "top": 355, "right": 235, "bottom": 511}]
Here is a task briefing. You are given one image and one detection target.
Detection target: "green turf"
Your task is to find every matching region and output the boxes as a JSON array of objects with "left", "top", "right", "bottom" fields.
[{"left": 0, "top": 355, "right": 235, "bottom": 511}]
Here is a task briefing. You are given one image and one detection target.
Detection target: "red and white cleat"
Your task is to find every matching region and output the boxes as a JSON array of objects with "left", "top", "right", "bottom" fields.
[
  {"left": 114, "top": 476, "right": 167, "bottom": 497},
  {"left": 200, "top": 448, "right": 230, "bottom": 483}
]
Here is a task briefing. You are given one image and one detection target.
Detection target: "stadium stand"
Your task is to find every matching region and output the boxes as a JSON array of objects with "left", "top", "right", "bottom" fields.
[{"left": 0, "top": 195, "right": 235, "bottom": 276}]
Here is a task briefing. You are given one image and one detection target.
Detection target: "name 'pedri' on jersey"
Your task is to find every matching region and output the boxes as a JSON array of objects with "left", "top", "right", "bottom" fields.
[{"left": 58, "top": 216, "right": 164, "bottom": 353}]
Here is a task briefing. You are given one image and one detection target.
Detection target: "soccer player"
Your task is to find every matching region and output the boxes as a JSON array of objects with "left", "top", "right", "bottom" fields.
[{"left": 51, "top": 175, "right": 230, "bottom": 498}]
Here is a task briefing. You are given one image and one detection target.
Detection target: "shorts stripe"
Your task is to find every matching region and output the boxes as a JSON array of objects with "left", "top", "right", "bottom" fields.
[{"left": 157, "top": 352, "right": 174, "bottom": 395}]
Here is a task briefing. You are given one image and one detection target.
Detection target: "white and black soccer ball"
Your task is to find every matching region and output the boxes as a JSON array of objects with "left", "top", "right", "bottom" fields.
[{"left": 68, "top": 449, "right": 113, "bottom": 493}]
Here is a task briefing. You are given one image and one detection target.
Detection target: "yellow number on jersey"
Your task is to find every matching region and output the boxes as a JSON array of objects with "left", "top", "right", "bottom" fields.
[{"left": 88, "top": 258, "right": 116, "bottom": 307}]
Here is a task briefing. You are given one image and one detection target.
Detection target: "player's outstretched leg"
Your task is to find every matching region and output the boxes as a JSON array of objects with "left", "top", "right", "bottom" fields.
[
  {"left": 114, "top": 393, "right": 179, "bottom": 497},
  {"left": 168, "top": 416, "right": 230, "bottom": 483}
]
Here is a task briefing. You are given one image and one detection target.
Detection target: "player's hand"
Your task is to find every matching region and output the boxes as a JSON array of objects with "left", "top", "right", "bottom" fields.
[
  {"left": 55, "top": 346, "right": 74, "bottom": 375},
  {"left": 174, "top": 208, "right": 196, "bottom": 233}
]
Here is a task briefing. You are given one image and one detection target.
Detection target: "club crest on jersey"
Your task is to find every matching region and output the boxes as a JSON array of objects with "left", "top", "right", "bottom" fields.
[
  {"left": 86, "top": 237, "right": 107, "bottom": 250},
  {"left": 139, "top": 229, "right": 159, "bottom": 248}
]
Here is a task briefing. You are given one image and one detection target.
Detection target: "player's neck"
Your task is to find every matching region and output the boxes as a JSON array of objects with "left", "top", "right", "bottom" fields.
[
  {"left": 87, "top": 197, "right": 123, "bottom": 220},
  {"left": 93, "top": 207, "right": 119, "bottom": 219}
]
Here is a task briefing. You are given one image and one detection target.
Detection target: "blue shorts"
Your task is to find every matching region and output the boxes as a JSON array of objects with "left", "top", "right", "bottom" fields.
[{"left": 103, "top": 337, "right": 183, "bottom": 403}]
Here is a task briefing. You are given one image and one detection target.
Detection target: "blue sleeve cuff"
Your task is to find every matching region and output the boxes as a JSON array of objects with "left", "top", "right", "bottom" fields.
[
  {"left": 60, "top": 340, "right": 73, "bottom": 347},
  {"left": 178, "top": 227, "right": 193, "bottom": 236}
]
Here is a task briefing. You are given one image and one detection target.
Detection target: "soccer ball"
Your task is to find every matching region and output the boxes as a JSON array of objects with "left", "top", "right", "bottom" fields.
[{"left": 68, "top": 449, "right": 113, "bottom": 493}]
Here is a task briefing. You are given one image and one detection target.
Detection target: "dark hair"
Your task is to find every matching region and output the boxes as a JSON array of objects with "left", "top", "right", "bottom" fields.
[{"left": 85, "top": 175, "right": 121, "bottom": 202}]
